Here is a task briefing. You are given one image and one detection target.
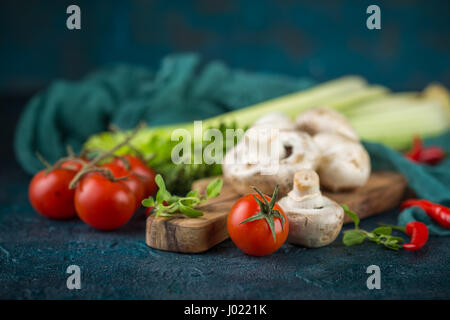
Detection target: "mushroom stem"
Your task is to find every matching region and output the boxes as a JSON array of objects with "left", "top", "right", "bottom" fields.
[{"left": 287, "top": 170, "right": 324, "bottom": 209}]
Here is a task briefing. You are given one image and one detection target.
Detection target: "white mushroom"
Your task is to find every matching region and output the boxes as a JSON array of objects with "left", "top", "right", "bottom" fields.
[
  {"left": 313, "top": 133, "right": 371, "bottom": 191},
  {"left": 222, "top": 126, "right": 320, "bottom": 196},
  {"left": 294, "top": 107, "right": 371, "bottom": 191},
  {"left": 252, "top": 112, "right": 296, "bottom": 131},
  {"left": 295, "top": 107, "right": 359, "bottom": 141},
  {"left": 278, "top": 170, "right": 344, "bottom": 248}
]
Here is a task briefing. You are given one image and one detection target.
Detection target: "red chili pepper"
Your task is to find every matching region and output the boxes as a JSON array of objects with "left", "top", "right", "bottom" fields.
[
  {"left": 405, "top": 135, "right": 423, "bottom": 162},
  {"left": 404, "top": 135, "right": 446, "bottom": 165},
  {"left": 418, "top": 146, "right": 445, "bottom": 165},
  {"left": 402, "top": 221, "right": 429, "bottom": 251},
  {"left": 401, "top": 199, "right": 450, "bottom": 229}
]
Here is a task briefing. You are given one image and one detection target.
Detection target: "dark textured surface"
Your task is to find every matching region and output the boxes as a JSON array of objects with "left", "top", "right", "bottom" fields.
[
  {"left": 1, "top": 96, "right": 450, "bottom": 300},
  {"left": 1, "top": 163, "right": 450, "bottom": 299}
]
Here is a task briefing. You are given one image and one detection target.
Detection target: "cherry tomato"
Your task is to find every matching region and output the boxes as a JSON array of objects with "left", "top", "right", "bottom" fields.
[
  {"left": 113, "top": 155, "right": 157, "bottom": 197},
  {"left": 28, "top": 168, "right": 77, "bottom": 219},
  {"left": 227, "top": 192, "right": 289, "bottom": 256},
  {"left": 74, "top": 173, "right": 136, "bottom": 230},
  {"left": 101, "top": 162, "right": 145, "bottom": 209}
]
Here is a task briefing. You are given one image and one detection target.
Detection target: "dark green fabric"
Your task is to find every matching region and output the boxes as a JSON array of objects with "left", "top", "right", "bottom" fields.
[
  {"left": 364, "top": 134, "right": 450, "bottom": 235},
  {"left": 14, "top": 53, "right": 315, "bottom": 174},
  {"left": 363, "top": 133, "right": 450, "bottom": 206},
  {"left": 398, "top": 206, "right": 450, "bottom": 236}
]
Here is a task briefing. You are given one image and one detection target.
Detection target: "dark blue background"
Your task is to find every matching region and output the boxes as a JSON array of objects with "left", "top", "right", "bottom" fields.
[{"left": 1, "top": 0, "right": 449, "bottom": 95}]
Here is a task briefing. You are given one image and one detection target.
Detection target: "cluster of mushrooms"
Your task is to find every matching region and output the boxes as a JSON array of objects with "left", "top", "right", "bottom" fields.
[{"left": 222, "top": 107, "right": 371, "bottom": 248}]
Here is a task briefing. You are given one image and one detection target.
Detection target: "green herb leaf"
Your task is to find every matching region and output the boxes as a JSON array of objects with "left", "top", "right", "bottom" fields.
[
  {"left": 141, "top": 198, "right": 155, "bottom": 208},
  {"left": 206, "top": 178, "right": 223, "bottom": 199},
  {"left": 178, "top": 197, "right": 200, "bottom": 208},
  {"left": 155, "top": 174, "right": 166, "bottom": 190},
  {"left": 390, "top": 236, "right": 405, "bottom": 242},
  {"left": 342, "top": 205, "right": 359, "bottom": 229},
  {"left": 144, "top": 175, "right": 223, "bottom": 219},
  {"left": 186, "top": 190, "right": 200, "bottom": 198},
  {"left": 341, "top": 207, "right": 406, "bottom": 252},
  {"left": 383, "top": 241, "right": 402, "bottom": 251},
  {"left": 178, "top": 202, "right": 203, "bottom": 218},
  {"left": 373, "top": 226, "right": 392, "bottom": 236},
  {"left": 343, "top": 230, "right": 367, "bottom": 246},
  {"left": 155, "top": 174, "right": 172, "bottom": 203}
]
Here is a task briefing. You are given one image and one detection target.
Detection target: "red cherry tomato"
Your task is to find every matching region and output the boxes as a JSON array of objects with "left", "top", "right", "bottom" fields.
[
  {"left": 28, "top": 169, "right": 77, "bottom": 219},
  {"left": 74, "top": 173, "right": 136, "bottom": 230},
  {"left": 101, "top": 162, "right": 145, "bottom": 209},
  {"left": 113, "top": 155, "right": 157, "bottom": 197},
  {"left": 227, "top": 192, "right": 289, "bottom": 256}
]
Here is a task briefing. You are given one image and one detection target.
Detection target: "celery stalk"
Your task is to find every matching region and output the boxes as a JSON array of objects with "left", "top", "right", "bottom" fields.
[
  {"left": 350, "top": 100, "right": 449, "bottom": 149},
  {"left": 86, "top": 75, "right": 372, "bottom": 148},
  {"left": 85, "top": 77, "right": 449, "bottom": 153},
  {"left": 202, "top": 75, "right": 369, "bottom": 128}
]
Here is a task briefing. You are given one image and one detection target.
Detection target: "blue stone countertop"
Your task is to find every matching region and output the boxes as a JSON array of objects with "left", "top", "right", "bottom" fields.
[{"left": 1, "top": 165, "right": 449, "bottom": 300}]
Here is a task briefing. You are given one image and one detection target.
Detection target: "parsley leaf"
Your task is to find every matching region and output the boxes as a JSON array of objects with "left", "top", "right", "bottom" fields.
[
  {"left": 342, "top": 204, "right": 405, "bottom": 251},
  {"left": 142, "top": 174, "right": 223, "bottom": 219}
]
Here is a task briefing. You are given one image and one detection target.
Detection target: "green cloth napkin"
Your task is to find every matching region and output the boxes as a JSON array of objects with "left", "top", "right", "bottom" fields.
[
  {"left": 363, "top": 134, "right": 450, "bottom": 207},
  {"left": 14, "top": 53, "right": 315, "bottom": 174},
  {"left": 364, "top": 135, "right": 450, "bottom": 236},
  {"left": 398, "top": 206, "right": 450, "bottom": 236}
]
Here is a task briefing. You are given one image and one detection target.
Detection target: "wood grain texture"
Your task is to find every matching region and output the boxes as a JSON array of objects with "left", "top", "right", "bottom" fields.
[{"left": 146, "top": 171, "right": 407, "bottom": 253}]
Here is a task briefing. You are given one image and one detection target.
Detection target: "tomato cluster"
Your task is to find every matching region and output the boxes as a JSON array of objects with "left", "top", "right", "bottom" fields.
[{"left": 28, "top": 155, "right": 157, "bottom": 231}]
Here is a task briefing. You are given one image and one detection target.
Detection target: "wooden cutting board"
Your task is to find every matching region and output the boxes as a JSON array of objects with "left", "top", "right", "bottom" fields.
[{"left": 146, "top": 171, "right": 407, "bottom": 253}]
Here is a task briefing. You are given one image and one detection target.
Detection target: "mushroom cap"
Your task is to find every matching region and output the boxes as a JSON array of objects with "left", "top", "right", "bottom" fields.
[
  {"left": 279, "top": 196, "right": 344, "bottom": 248},
  {"left": 295, "top": 107, "right": 359, "bottom": 141},
  {"left": 313, "top": 133, "right": 371, "bottom": 191},
  {"left": 252, "top": 112, "right": 296, "bottom": 131},
  {"left": 222, "top": 129, "right": 320, "bottom": 196}
]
